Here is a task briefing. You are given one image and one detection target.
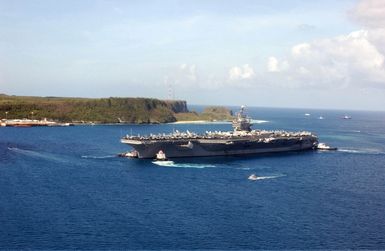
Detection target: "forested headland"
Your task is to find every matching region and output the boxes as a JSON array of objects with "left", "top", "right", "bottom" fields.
[{"left": 0, "top": 94, "right": 233, "bottom": 124}]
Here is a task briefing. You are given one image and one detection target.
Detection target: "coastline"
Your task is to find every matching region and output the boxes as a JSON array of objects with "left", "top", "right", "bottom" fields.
[
  {"left": 169, "top": 120, "right": 230, "bottom": 124},
  {"left": 1, "top": 119, "right": 269, "bottom": 127},
  {"left": 169, "top": 119, "right": 269, "bottom": 125}
]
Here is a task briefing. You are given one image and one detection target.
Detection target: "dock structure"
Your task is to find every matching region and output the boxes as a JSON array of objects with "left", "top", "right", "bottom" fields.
[{"left": 1, "top": 119, "right": 72, "bottom": 127}]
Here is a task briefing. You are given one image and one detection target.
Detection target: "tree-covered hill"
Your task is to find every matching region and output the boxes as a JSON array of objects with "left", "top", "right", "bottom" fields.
[
  {"left": 0, "top": 94, "right": 188, "bottom": 123},
  {"left": 174, "top": 106, "right": 234, "bottom": 122}
]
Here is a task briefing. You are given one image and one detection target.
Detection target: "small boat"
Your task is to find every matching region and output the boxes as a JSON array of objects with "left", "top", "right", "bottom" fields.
[
  {"left": 342, "top": 115, "right": 352, "bottom": 119},
  {"left": 304, "top": 113, "right": 310, "bottom": 116},
  {"left": 155, "top": 150, "right": 168, "bottom": 161},
  {"left": 317, "top": 143, "right": 337, "bottom": 151},
  {"left": 118, "top": 150, "right": 138, "bottom": 158},
  {"left": 248, "top": 174, "right": 259, "bottom": 181},
  {"left": 318, "top": 116, "right": 324, "bottom": 120}
]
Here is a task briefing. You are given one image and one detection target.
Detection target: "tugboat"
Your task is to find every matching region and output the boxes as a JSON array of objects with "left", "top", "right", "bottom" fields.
[
  {"left": 118, "top": 150, "right": 139, "bottom": 158},
  {"left": 152, "top": 150, "right": 176, "bottom": 166},
  {"left": 317, "top": 143, "right": 337, "bottom": 151},
  {"left": 155, "top": 150, "right": 168, "bottom": 161}
]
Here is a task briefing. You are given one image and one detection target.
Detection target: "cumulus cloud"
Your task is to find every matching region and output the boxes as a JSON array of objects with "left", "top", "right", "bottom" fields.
[
  {"left": 166, "top": 63, "right": 259, "bottom": 91},
  {"left": 351, "top": 0, "right": 385, "bottom": 56},
  {"left": 167, "top": 63, "right": 226, "bottom": 90},
  {"left": 179, "top": 63, "right": 197, "bottom": 82},
  {"left": 164, "top": 63, "right": 198, "bottom": 90},
  {"left": 229, "top": 64, "right": 255, "bottom": 80},
  {"left": 266, "top": 0, "right": 385, "bottom": 89},
  {"left": 267, "top": 57, "right": 279, "bottom": 72},
  {"left": 350, "top": 0, "right": 385, "bottom": 28}
]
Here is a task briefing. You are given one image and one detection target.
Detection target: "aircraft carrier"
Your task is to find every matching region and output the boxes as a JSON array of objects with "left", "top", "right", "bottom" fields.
[{"left": 121, "top": 106, "right": 319, "bottom": 159}]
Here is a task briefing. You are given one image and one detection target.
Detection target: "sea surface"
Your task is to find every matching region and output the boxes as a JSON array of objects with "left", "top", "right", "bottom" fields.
[{"left": 1, "top": 107, "right": 385, "bottom": 249}]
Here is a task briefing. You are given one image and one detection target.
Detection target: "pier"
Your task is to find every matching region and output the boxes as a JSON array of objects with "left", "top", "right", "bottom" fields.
[{"left": 1, "top": 118, "right": 73, "bottom": 127}]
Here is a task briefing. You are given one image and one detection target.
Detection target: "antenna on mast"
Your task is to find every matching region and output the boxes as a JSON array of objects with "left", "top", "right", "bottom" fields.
[
  {"left": 164, "top": 76, "right": 174, "bottom": 100},
  {"left": 171, "top": 81, "right": 175, "bottom": 100}
]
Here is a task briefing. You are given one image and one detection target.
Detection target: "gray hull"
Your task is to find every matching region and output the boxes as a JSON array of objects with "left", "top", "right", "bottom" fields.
[{"left": 122, "top": 136, "right": 317, "bottom": 159}]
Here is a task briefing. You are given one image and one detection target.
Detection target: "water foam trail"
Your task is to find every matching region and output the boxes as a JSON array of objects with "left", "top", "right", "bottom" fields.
[
  {"left": 237, "top": 167, "right": 251, "bottom": 170},
  {"left": 248, "top": 174, "right": 286, "bottom": 181},
  {"left": 171, "top": 119, "right": 268, "bottom": 125},
  {"left": 81, "top": 155, "right": 117, "bottom": 159},
  {"left": 236, "top": 165, "right": 272, "bottom": 170},
  {"left": 7, "top": 147, "right": 67, "bottom": 163},
  {"left": 250, "top": 119, "right": 269, "bottom": 124},
  {"left": 152, "top": 161, "right": 216, "bottom": 169},
  {"left": 338, "top": 148, "right": 385, "bottom": 155}
]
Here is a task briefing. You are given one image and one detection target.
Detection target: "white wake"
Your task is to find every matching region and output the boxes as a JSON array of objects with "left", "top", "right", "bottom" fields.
[
  {"left": 81, "top": 155, "right": 117, "bottom": 159},
  {"left": 7, "top": 147, "right": 67, "bottom": 163},
  {"left": 152, "top": 160, "right": 216, "bottom": 169},
  {"left": 338, "top": 148, "right": 385, "bottom": 155},
  {"left": 248, "top": 174, "right": 286, "bottom": 181}
]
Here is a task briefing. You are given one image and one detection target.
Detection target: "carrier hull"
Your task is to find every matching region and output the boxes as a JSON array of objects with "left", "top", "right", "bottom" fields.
[
  {"left": 121, "top": 135, "right": 318, "bottom": 159},
  {"left": 121, "top": 106, "right": 318, "bottom": 159}
]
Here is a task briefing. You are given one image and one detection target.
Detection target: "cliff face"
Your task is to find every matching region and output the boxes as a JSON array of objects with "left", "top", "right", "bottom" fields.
[
  {"left": 165, "top": 100, "right": 188, "bottom": 113},
  {"left": 0, "top": 95, "right": 186, "bottom": 123}
]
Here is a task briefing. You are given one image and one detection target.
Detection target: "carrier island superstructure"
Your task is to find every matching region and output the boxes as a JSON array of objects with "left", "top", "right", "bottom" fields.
[{"left": 121, "top": 106, "right": 319, "bottom": 159}]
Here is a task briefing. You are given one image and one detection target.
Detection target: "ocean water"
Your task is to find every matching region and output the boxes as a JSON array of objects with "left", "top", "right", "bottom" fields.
[{"left": 1, "top": 107, "right": 385, "bottom": 249}]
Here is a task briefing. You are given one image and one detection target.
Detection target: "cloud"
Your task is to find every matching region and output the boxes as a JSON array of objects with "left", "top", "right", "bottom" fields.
[
  {"left": 165, "top": 63, "right": 258, "bottom": 91},
  {"left": 350, "top": 0, "right": 385, "bottom": 55},
  {"left": 164, "top": 63, "right": 199, "bottom": 90},
  {"left": 266, "top": 0, "right": 385, "bottom": 90},
  {"left": 229, "top": 64, "right": 255, "bottom": 80},
  {"left": 267, "top": 57, "right": 279, "bottom": 72},
  {"left": 268, "top": 30, "right": 385, "bottom": 88},
  {"left": 179, "top": 63, "right": 197, "bottom": 82},
  {"left": 350, "top": 0, "right": 385, "bottom": 28}
]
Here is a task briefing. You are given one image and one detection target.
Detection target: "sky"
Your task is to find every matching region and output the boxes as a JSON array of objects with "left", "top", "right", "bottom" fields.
[{"left": 1, "top": 0, "right": 385, "bottom": 110}]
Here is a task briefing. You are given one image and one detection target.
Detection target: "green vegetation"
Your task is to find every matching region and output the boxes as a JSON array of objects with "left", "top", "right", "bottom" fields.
[
  {"left": 0, "top": 94, "right": 233, "bottom": 124},
  {"left": 175, "top": 106, "right": 234, "bottom": 122},
  {"left": 0, "top": 94, "right": 187, "bottom": 123}
]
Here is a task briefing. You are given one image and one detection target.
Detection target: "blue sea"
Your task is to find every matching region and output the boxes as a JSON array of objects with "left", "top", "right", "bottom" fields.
[{"left": 1, "top": 107, "right": 385, "bottom": 250}]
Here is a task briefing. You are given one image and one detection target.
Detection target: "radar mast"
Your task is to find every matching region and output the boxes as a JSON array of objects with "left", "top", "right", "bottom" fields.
[{"left": 232, "top": 106, "right": 252, "bottom": 132}]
